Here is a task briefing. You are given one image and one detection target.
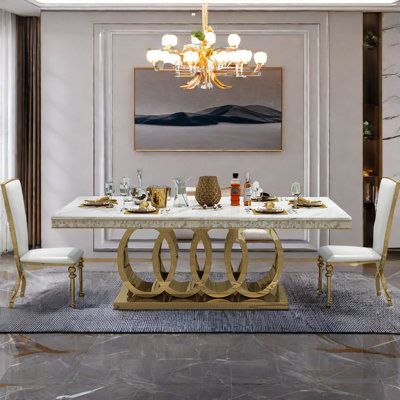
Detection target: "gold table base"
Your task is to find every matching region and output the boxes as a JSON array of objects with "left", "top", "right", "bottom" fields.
[
  {"left": 114, "top": 228, "right": 288, "bottom": 310},
  {"left": 114, "top": 285, "right": 288, "bottom": 310}
]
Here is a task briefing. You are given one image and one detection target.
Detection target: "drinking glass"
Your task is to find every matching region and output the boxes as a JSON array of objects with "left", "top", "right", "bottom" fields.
[
  {"left": 120, "top": 177, "right": 132, "bottom": 210},
  {"left": 291, "top": 182, "right": 301, "bottom": 198},
  {"left": 120, "top": 177, "right": 130, "bottom": 197},
  {"left": 105, "top": 181, "right": 114, "bottom": 197},
  {"left": 291, "top": 181, "right": 301, "bottom": 209}
]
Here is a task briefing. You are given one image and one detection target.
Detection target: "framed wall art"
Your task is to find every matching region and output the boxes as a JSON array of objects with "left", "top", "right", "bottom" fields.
[{"left": 134, "top": 67, "right": 282, "bottom": 152}]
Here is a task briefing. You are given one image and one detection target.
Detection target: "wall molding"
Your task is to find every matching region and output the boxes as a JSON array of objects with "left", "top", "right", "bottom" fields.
[{"left": 93, "top": 19, "right": 329, "bottom": 252}]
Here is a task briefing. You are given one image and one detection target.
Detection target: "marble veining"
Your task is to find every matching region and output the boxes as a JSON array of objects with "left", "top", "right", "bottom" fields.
[
  {"left": 51, "top": 196, "right": 352, "bottom": 230},
  {"left": 383, "top": 13, "right": 400, "bottom": 246},
  {"left": 0, "top": 333, "right": 400, "bottom": 399}
]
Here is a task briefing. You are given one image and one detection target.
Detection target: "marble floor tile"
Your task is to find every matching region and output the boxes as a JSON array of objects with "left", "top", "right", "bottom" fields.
[{"left": 0, "top": 334, "right": 399, "bottom": 399}]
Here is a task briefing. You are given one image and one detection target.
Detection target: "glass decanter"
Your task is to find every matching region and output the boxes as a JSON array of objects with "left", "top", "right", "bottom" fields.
[{"left": 131, "top": 169, "right": 147, "bottom": 204}]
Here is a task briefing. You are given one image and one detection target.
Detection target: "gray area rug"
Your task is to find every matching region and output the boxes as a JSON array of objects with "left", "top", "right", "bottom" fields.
[{"left": 1, "top": 270, "right": 399, "bottom": 333}]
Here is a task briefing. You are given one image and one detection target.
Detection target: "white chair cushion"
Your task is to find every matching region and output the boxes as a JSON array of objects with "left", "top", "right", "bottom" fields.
[
  {"left": 242, "top": 229, "right": 271, "bottom": 241},
  {"left": 318, "top": 245, "right": 381, "bottom": 263},
  {"left": 20, "top": 247, "right": 84, "bottom": 265}
]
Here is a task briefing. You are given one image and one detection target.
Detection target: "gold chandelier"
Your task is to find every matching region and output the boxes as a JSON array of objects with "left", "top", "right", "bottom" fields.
[{"left": 146, "top": 3, "right": 268, "bottom": 90}]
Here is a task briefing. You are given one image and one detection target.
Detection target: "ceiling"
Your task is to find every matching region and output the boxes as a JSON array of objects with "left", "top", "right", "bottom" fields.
[{"left": 1, "top": 0, "right": 400, "bottom": 15}]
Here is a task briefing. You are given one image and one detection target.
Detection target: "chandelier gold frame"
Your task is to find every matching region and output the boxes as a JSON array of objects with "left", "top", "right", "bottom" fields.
[{"left": 146, "top": 3, "right": 268, "bottom": 90}]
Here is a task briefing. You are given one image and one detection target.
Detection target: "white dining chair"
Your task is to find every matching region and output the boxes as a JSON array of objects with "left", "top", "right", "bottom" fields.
[
  {"left": 317, "top": 177, "right": 400, "bottom": 307},
  {"left": 1, "top": 179, "right": 85, "bottom": 308}
]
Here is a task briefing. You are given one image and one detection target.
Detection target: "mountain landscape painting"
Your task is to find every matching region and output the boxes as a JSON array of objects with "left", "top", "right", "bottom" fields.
[{"left": 134, "top": 68, "right": 282, "bottom": 151}]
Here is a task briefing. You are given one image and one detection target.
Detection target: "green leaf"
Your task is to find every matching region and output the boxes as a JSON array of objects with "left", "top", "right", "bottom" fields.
[{"left": 191, "top": 30, "right": 205, "bottom": 41}]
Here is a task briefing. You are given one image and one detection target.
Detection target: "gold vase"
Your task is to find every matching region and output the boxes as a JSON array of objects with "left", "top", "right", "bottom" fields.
[{"left": 195, "top": 176, "right": 221, "bottom": 206}]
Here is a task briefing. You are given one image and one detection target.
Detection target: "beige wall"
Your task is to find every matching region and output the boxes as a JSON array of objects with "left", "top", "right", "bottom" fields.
[
  {"left": 328, "top": 12, "right": 363, "bottom": 245},
  {"left": 41, "top": 10, "right": 363, "bottom": 257}
]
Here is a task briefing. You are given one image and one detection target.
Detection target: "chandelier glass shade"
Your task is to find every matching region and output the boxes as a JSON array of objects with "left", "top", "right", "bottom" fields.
[{"left": 146, "top": 3, "right": 268, "bottom": 90}]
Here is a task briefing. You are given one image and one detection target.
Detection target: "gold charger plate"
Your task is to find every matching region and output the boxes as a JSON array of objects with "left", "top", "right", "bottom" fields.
[
  {"left": 80, "top": 197, "right": 118, "bottom": 208},
  {"left": 252, "top": 208, "right": 287, "bottom": 215},
  {"left": 289, "top": 200, "right": 326, "bottom": 208},
  {"left": 124, "top": 208, "right": 159, "bottom": 214},
  {"left": 80, "top": 202, "right": 114, "bottom": 208}
]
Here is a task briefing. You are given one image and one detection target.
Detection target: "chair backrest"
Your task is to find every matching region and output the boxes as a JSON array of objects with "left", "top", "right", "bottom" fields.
[
  {"left": 1, "top": 179, "right": 29, "bottom": 259},
  {"left": 373, "top": 177, "right": 400, "bottom": 257}
]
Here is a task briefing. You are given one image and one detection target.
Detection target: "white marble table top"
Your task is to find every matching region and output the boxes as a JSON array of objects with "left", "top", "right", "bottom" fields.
[{"left": 52, "top": 196, "right": 352, "bottom": 230}]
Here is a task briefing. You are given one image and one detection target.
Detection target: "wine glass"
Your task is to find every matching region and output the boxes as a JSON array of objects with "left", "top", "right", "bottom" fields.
[
  {"left": 291, "top": 182, "right": 301, "bottom": 209},
  {"left": 291, "top": 182, "right": 301, "bottom": 197},
  {"left": 105, "top": 181, "right": 114, "bottom": 198}
]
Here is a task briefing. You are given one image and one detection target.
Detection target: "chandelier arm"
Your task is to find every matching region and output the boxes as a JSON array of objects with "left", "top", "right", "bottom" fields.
[
  {"left": 180, "top": 74, "right": 201, "bottom": 89},
  {"left": 211, "top": 72, "right": 231, "bottom": 89}
]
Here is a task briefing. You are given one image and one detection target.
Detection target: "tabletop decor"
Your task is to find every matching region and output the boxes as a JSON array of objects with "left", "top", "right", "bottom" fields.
[
  {"left": 124, "top": 208, "right": 159, "bottom": 214},
  {"left": 147, "top": 186, "right": 171, "bottom": 208},
  {"left": 172, "top": 177, "right": 190, "bottom": 207},
  {"left": 134, "top": 67, "right": 282, "bottom": 151},
  {"left": 124, "top": 200, "right": 158, "bottom": 214},
  {"left": 252, "top": 208, "right": 287, "bottom": 215},
  {"left": 252, "top": 201, "right": 287, "bottom": 215},
  {"left": 289, "top": 198, "right": 327, "bottom": 208},
  {"left": 252, "top": 194, "right": 278, "bottom": 202},
  {"left": 145, "top": 3, "right": 268, "bottom": 90},
  {"left": 80, "top": 196, "right": 117, "bottom": 208},
  {"left": 52, "top": 196, "right": 351, "bottom": 311},
  {"left": 131, "top": 169, "right": 147, "bottom": 205},
  {"left": 195, "top": 176, "right": 221, "bottom": 206}
]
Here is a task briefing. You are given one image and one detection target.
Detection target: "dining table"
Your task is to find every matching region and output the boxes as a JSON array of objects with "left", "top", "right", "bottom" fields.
[{"left": 52, "top": 196, "right": 352, "bottom": 310}]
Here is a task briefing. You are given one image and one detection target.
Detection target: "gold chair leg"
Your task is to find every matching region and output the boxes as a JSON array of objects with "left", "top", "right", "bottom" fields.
[
  {"left": 68, "top": 266, "right": 76, "bottom": 308},
  {"left": 20, "top": 272, "right": 26, "bottom": 298},
  {"left": 375, "top": 270, "right": 381, "bottom": 297},
  {"left": 77, "top": 259, "right": 85, "bottom": 297},
  {"left": 8, "top": 274, "right": 22, "bottom": 309},
  {"left": 325, "top": 264, "right": 333, "bottom": 307},
  {"left": 317, "top": 256, "right": 324, "bottom": 296},
  {"left": 380, "top": 271, "right": 392, "bottom": 306}
]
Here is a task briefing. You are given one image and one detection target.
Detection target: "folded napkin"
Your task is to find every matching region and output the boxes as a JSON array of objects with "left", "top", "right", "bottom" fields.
[
  {"left": 84, "top": 196, "right": 117, "bottom": 205},
  {"left": 297, "top": 197, "right": 321, "bottom": 205},
  {"left": 288, "top": 197, "right": 326, "bottom": 208}
]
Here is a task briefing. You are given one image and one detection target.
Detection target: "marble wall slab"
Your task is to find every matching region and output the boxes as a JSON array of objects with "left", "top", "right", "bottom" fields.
[{"left": 382, "top": 13, "right": 400, "bottom": 248}]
